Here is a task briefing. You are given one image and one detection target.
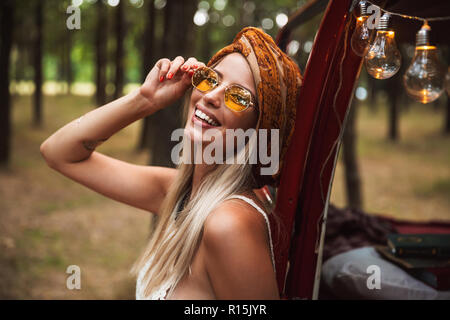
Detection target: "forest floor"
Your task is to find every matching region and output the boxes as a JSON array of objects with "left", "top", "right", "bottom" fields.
[
  {"left": 0, "top": 93, "right": 449, "bottom": 299},
  {"left": 331, "top": 99, "right": 450, "bottom": 222}
]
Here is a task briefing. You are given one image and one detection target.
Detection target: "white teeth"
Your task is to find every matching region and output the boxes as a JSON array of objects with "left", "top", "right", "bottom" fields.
[{"left": 195, "top": 109, "right": 219, "bottom": 126}]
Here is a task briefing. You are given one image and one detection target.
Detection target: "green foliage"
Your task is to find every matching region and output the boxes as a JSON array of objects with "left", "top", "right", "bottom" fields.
[{"left": 11, "top": 0, "right": 318, "bottom": 86}]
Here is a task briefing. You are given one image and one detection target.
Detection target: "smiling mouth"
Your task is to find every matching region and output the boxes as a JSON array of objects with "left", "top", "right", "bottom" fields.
[{"left": 194, "top": 107, "right": 221, "bottom": 126}]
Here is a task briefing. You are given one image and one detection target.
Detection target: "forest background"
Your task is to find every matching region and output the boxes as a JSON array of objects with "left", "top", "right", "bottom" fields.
[{"left": 0, "top": 0, "right": 448, "bottom": 299}]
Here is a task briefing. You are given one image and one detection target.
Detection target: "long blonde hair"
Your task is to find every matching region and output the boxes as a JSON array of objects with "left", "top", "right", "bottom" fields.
[{"left": 130, "top": 89, "right": 280, "bottom": 298}]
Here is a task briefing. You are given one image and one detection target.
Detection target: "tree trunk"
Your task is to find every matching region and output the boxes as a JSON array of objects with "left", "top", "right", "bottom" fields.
[
  {"left": 0, "top": 0, "right": 14, "bottom": 166},
  {"left": 58, "top": 44, "right": 64, "bottom": 87},
  {"left": 137, "top": 0, "right": 156, "bottom": 151},
  {"left": 145, "top": 0, "right": 176, "bottom": 166},
  {"left": 145, "top": 0, "right": 197, "bottom": 167},
  {"left": 33, "top": 0, "right": 43, "bottom": 127},
  {"left": 66, "top": 32, "right": 73, "bottom": 94},
  {"left": 142, "top": 0, "right": 156, "bottom": 84},
  {"left": 388, "top": 95, "right": 398, "bottom": 141},
  {"left": 445, "top": 93, "right": 450, "bottom": 135},
  {"left": 58, "top": 33, "right": 70, "bottom": 94},
  {"left": 197, "top": 25, "right": 212, "bottom": 63},
  {"left": 367, "top": 75, "right": 377, "bottom": 113},
  {"left": 113, "top": 0, "right": 124, "bottom": 100},
  {"left": 162, "top": 0, "right": 174, "bottom": 57},
  {"left": 386, "top": 77, "right": 400, "bottom": 141},
  {"left": 342, "top": 101, "right": 363, "bottom": 210},
  {"left": 95, "top": 0, "right": 107, "bottom": 106},
  {"left": 444, "top": 50, "right": 450, "bottom": 135},
  {"left": 15, "top": 41, "right": 26, "bottom": 82}
]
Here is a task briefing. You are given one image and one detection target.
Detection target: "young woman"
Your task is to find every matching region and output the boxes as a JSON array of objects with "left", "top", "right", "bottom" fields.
[{"left": 40, "top": 27, "right": 302, "bottom": 300}]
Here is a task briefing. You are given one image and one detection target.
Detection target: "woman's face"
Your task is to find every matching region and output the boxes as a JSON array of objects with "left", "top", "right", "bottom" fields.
[{"left": 184, "top": 53, "right": 259, "bottom": 144}]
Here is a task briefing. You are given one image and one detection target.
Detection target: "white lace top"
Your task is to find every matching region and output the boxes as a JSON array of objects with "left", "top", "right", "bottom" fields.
[{"left": 135, "top": 194, "right": 276, "bottom": 300}]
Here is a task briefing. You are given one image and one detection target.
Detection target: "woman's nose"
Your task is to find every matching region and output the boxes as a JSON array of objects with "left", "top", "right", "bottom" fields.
[{"left": 202, "top": 86, "right": 224, "bottom": 109}]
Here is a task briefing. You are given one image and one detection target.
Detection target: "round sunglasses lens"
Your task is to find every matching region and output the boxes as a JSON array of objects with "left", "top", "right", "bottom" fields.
[
  {"left": 225, "top": 86, "right": 252, "bottom": 112},
  {"left": 192, "top": 67, "right": 218, "bottom": 92}
]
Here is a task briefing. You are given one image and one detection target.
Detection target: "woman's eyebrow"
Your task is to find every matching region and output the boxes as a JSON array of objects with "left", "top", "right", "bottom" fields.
[
  {"left": 213, "top": 68, "right": 255, "bottom": 96},
  {"left": 213, "top": 68, "right": 224, "bottom": 78}
]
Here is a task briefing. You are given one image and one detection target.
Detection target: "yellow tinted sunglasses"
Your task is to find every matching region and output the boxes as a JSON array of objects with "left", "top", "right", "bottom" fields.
[{"left": 191, "top": 66, "right": 258, "bottom": 112}]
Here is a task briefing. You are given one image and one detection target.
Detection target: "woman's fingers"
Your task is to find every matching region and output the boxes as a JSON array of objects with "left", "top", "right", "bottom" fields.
[
  {"left": 157, "top": 58, "right": 171, "bottom": 82},
  {"left": 156, "top": 56, "right": 205, "bottom": 82},
  {"left": 141, "top": 56, "right": 205, "bottom": 110},
  {"left": 181, "top": 57, "right": 206, "bottom": 76},
  {"left": 181, "top": 58, "right": 198, "bottom": 76},
  {"left": 182, "top": 57, "right": 198, "bottom": 69},
  {"left": 165, "top": 56, "right": 185, "bottom": 80}
]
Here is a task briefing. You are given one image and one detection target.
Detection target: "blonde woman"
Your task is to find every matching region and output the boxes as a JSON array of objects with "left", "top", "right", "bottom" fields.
[{"left": 40, "top": 27, "right": 302, "bottom": 300}]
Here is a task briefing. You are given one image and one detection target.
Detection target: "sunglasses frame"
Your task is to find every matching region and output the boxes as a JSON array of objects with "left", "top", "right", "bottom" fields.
[{"left": 191, "top": 66, "right": 258, "bottom": 113}]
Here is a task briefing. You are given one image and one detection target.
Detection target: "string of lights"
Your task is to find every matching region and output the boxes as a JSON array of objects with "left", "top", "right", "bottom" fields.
[
  {"left": 364, "top": 0, "right": 450, "bottom": 23},
  {"left": 351, "top": 0, "right": 450, "bottom": 104}
]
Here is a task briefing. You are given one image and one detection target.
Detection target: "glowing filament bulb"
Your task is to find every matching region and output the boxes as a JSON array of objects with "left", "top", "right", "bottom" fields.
[
  {"left": 351, "top": 1, "right": 374, "bottom": 57},
  {"left": 403, "top": 22, "right": 446, "bottom": 104},
  {"left": 365, "top": 13, "right": 401, "bottom": 80}
]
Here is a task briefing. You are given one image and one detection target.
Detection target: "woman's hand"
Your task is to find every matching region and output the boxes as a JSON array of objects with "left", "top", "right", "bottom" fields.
[{"left": 139, "top": 56, "right": 205, "bottom": 112}]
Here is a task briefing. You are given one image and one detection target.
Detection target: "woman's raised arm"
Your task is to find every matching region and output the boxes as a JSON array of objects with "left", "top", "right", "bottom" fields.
[{"left": 40, "top": 56, "right": 200, "bottom": 214}]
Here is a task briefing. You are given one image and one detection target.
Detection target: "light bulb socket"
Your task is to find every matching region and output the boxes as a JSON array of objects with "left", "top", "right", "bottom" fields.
[
  {"left": 377, "top": 13, "right": 390, "bottom": 30},
  {"left": 359, "top": 1, "right": 368, "bottom": 16},
  {"left": 416, "top": 22, "right": 431, "bottom": 46}
]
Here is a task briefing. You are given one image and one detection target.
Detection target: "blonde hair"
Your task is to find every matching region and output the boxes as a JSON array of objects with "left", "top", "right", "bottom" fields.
[{"left": 130, "top": 89, "right": 280, "bottom": 299}]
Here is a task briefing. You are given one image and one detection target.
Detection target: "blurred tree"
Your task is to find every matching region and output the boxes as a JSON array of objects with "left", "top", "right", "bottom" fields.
[
  {"left": 138, "top": 0, "right": 157, "bottom": 151},
  {"left": 65, "top": 32, "right": 73, "bottom": 93},
  {"left": 0, "top": 0, "right": 15, "bottom": 166},
  {"left": 445, "top": 92, "right": 450, "bottom": 135},
  {"left": 33, "top": 0, "right": 44, "bottom": 127},
  {"left": 59, "top": 10, "right": 74, "bottom": 95},
  {"left": 195, "top": 24, "right": 212, "bottom": 64},
  {"left": 145, "top": 0, "right": 197, "bottom": 167},
  {"left": 113, "top": 0, "right": 125, "bottom": 100},
  {"left": 342, "top": 100, "right": 363, "bottom": 210},
  {"left": 445, "top": 49, "right": 450, "bottom": 135},
  {"left": 95, "top": 0, "right": 107, "bottom": 106},
  {"left": 386, "top": 76, "right": 401, "bottom": 141},
  {"left": 378, "top": 44, "right": 409, "bottom": 142},
  {"left": 141, "top": 0, "right": 157, "bottom": 84},
  {"left": 366, "top": 74, "right": 378, "bottom": 113},
  {"left": 13, "top": 6, "right": 34, "bottom": 84}
]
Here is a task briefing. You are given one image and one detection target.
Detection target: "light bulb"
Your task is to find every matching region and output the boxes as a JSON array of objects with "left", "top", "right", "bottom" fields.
[
  {"left": 365, "top": 13, "right": 401, "bottom": 79},
  {"left": 351, "top": 1, "right": 374, "bottom": 57},
  {"left": 403, "top": 22, "right": 446, "bottom": 104}
]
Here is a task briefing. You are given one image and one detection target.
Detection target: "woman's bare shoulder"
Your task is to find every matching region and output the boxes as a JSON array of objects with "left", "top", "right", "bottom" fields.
[
  {"left": 201, "top": 197, "right": 278, "bottom": 299},
  {"left": 203, "top": 197, "right": 267, "bottom": 240}
]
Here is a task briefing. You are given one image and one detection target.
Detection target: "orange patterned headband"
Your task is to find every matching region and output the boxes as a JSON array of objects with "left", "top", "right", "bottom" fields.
[{"left": 207, "top": 27, "right": 303, "bottom": 188}]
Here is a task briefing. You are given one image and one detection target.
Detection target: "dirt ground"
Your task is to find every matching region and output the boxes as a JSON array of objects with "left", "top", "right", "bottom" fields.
[{"left": 0, "top": 95, "right": 151, "bottom": 299}]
